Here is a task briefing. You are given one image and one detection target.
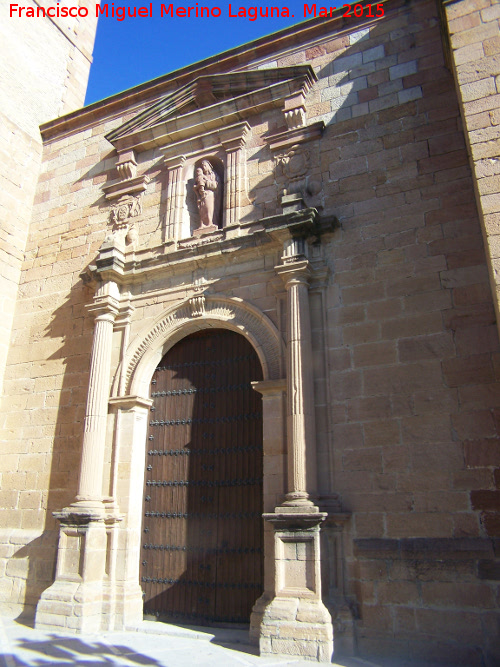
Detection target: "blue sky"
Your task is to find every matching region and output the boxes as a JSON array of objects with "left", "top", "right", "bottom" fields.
[{"left": 85, "top": 0, "right": 308, "bottom": 105}]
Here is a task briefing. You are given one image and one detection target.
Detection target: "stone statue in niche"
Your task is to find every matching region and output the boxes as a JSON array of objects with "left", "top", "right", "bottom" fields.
[{"left": 193, "top": 159, "right": 222, "bottom": 236}]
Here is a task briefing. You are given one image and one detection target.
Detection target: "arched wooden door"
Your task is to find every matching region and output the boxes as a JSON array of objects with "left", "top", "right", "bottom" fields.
[{"left": 141, "top": 328, "right": 264, "bottom": 625}]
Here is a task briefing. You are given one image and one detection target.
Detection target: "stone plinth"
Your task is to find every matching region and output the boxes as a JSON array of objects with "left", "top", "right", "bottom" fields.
[
  {"left": 255, "top": 511, "right": 333, "bottom": 663},
  {"left": 192, "top": 224, "right": 219, "bottom": 237},
  {"left": 35, "top": 510, "right": 108, "bottom": 633}
]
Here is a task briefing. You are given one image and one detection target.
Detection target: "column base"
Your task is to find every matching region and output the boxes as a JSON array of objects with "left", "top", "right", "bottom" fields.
[
  {"left": 35, "top": 580, "right": 104, "bottom": 633},
  {"left": 255, "top": 510, "right": 333, "bottom": 662},
  {"left": 282, "top": 491, "right": 317, "bottom": 508},
  {"left": 35, "top": 507, "right": 115, "bottom": 633},
  {"left": 103, "top": 581, "right": 144, "bottom": 631},
  {"left": 330, "top": 603, "right": 355, "bottom": 657},
  {"left": 259, "top": 596, "right": 333, "bottom": 662}
]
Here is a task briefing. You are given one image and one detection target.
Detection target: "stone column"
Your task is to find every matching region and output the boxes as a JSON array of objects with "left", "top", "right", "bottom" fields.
[
  {"left": 255, "top": 239, "right": 333, "bottom": 662},
  {"left": 35, "top": 281, "right": 121, "bottom": 633},
  {"left": 276, "top": 255, "right": 317, "bottom": 508},
  {"left": 75, "top": 282, "right": 120, "bottom": 508},
  {"left": 164, "top": 155, "right": 185, "bottom": 244}
]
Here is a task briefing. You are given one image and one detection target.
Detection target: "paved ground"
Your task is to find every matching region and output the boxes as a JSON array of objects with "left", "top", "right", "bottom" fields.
[{"left": 0, "top": 617, "right": 383, "bottom": 667}]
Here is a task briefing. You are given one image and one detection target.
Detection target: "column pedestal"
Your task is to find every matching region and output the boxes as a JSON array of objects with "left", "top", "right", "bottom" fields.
[
  {"left": 35, "top": 511, "right": 107, "bottom": 632},
  {"left": 257, "top": 512, "right": 333, "bottom": 663}
]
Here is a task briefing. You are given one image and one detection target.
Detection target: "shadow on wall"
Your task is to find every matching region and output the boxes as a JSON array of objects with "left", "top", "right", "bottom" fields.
[{"left": 13, "top": 278, "right": 95, "bottom": 618}]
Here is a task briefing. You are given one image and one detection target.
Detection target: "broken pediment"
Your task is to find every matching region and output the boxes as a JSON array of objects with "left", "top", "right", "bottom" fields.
[{"left": 105, "top": 66, "right": 317, "bottom": 153}]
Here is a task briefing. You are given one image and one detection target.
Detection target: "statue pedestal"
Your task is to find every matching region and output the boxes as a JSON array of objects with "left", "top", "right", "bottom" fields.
[
  {"left": 251, "top": 510, "right": 333, "bottom": 663},
  {"left": 193, "top": 224, "right": 219, "bottom": 237}
]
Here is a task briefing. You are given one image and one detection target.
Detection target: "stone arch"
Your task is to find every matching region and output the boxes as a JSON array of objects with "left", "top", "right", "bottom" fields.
[{"left": 113, "top": 295, "right": 284, "bottom": 399}]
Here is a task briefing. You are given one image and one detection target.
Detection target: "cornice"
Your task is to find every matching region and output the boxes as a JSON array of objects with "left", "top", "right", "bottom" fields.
[
  {"left": 266, "top": 121, "right": 325, "bottom": 152},
  {"left": 39, "top": 1, "right": 397, "bottom": 142},
  {"left": 102, "top": 174, "right": 150, "bottom": 200},
  {"left": 105, "top": 69, "right": 316, "bottom": 153},
  {"left": 159, "top": 122, "right": 251, "bottom": 162},
  {"left": 86, "top": 209, "right": 337, "bottom": 287}
]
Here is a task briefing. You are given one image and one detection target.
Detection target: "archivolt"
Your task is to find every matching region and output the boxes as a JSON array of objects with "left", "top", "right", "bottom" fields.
[{"left": 112, "top": 295, "right": 284, "bottom": 398}]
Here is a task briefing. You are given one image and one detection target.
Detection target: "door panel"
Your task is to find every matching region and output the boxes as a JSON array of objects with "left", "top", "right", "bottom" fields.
[{"left": 141, "top": 329, "right": 263, "bottom": 625}]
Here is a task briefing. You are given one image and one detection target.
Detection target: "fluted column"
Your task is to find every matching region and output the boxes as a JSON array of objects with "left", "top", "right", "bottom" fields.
[
  {"left": 276, "top": 252, "right": 317, "bottom": 507},
  {"left": 75, "top": 281, "right": 120, "bottom": 509},
  {"left": 164, "top": 155, "right": 186, "bottom": 243}
]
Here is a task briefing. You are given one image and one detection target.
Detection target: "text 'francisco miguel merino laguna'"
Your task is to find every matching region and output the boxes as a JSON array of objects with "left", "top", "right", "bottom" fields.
[{"left": 9, "top": 2, "right": 385, "bottom": 20}]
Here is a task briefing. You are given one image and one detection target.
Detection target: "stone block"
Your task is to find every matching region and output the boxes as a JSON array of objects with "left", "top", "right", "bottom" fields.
[
  {"left": 272, "top": 637, "right": 317, "bottom": 657},
  {"left": 263, "top": 597, "right": 298, "bottom": 621}
]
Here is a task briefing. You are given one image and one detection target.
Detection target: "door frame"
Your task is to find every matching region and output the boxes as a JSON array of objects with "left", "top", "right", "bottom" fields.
[{"left": 107, "top": 295, "right": 286, "bottom": 631}]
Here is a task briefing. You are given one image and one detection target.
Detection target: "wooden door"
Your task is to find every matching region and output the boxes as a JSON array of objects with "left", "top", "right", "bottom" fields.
[{"left": 141, "top": 329, "right": 263, "bottom": 625}]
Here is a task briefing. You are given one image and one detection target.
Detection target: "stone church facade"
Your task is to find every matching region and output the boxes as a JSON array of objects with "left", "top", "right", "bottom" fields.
[{"left": 1, "top": 0, "right": 500, "bottom": 665}]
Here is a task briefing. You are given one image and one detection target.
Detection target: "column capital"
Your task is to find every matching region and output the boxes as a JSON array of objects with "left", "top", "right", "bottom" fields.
[
  {"left": 252, "top": 378, "right": 286, "bottom": 397},
  {"left": 275, "top": 259, "right": 311, "bottom": 287},
  {"left": 114, "top": 300, "right": 135, "bottom": 331},
  {"left": 86, "top": 280, "right": 121, "bottom": 320},
  {"left": 86, "top": 295, "right": 120, "bottom": 320},
  {"left": 164, "top": 154, "right": 186, "bottom": 170},
  {"left": 108, "top": 395, "right": 153, "bottom": 410},
  {"left": 220, "top": 121, "right": 250, "bottom": 152}
]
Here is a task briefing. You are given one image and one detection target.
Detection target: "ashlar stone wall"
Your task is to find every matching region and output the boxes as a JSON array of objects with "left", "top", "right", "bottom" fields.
[
  {"left": 0, "top": 0, "right": 98, "bottom": 398},
  {"left": 0, "top": 1, "right": 499, "bottom": 664}
]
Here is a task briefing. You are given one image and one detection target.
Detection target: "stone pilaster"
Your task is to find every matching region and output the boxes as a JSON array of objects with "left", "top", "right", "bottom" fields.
[
  {"left": 221, "top": 124, "right": 249, "bottom": 227},
  {"left": 35, "top": 281, "right": 121, "bottom": 633},
  {"left": 164, "top": 155, "right": 186, "bottom": 244},
  {"left": 319, "top": 507, "right": 354, "bottom": 657},
  {"left": 249, "top": 379, "right": 287, "bottom": 643},
  {"left": 106, "top": 395, "right": 152, "bottom": 631}
]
